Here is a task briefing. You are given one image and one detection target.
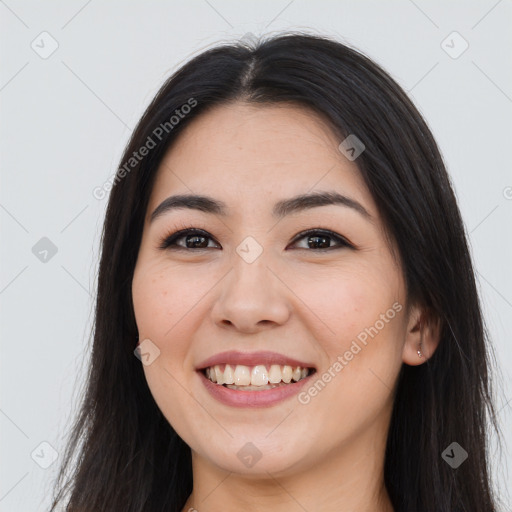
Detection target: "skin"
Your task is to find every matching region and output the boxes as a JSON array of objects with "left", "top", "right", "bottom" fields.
[{"left": 131, "top": 102, "right": 440, "bottom": 512}]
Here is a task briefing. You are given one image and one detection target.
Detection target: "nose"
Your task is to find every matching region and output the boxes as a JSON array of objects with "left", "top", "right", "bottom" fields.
[{"left": 211, "top": 254, "right": 291, "bottom": 334}]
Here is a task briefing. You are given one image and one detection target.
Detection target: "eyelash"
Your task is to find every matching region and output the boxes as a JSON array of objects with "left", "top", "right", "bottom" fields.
[{"left": 157, "top": 222, "right": 355, "bottom": 252}]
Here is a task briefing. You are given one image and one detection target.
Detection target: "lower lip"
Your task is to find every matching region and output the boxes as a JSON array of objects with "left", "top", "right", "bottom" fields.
[{"left": 198, "top": 370, "right": 314, "bottom": 408}]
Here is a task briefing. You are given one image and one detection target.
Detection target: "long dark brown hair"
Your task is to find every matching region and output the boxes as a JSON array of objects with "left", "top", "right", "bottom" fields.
[{"left": 48, "top": 32, "right": 506, "bottom": 511}]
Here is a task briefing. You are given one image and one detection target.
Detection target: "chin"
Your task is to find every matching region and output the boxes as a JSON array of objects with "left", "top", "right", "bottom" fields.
[{"left": 195, "top": 436, "right": 308, "bottom": 477}]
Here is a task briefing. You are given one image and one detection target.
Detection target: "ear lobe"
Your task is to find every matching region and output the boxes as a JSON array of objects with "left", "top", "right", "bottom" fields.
[{"left": 402, "top": 306, "right": 442, "bottom": 366}]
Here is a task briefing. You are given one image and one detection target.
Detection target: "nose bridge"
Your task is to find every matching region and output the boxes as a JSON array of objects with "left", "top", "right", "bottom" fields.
[
  {"left": 212, "top": 236, "right": 291, "bottom": 331},
  {"left": 234, "top": 242, "right": 270, "bottom": 288}
]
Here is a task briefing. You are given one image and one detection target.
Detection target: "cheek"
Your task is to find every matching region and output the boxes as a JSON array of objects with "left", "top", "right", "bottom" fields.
[
  {"left": 291, "top": 263, "right": 405, "bottom": 405},
  {"left": 294, "top": 270, "right": 404, "bottom": 441},
  {"left": 132, "top": 262, "right": 209, "bottom": 432},
  {"left": 132, "top": 261, "right": 205, "bottom": 341},
  {"left": 292, "top": 264, "right": 402, "bottom": 346},
  {"left": 131, "top": 263, "right": 192, "bottom": 395}
]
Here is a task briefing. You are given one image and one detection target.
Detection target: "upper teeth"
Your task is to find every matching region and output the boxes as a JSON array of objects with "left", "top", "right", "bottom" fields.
[{"left": 205, "top": 364, "right": 310, "bottom": 386}]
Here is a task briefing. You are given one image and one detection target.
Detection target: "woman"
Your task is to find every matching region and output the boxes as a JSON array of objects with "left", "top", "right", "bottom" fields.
[{"left": 49, "top": 32, "right": 504, "bottom": 511}]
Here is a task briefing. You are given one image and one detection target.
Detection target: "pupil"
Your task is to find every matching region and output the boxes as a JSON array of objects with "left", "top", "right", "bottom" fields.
[
  {"left": 309, "top": 235, "right": 329, "bottom": 249},
  {"left": 187, "top": 235, "right": 207, "bottom": 248}
]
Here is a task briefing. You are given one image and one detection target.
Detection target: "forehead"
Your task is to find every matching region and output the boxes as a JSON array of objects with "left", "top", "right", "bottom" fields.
[{"left": 148, "top": 102, "right": 377, "bottom": 220}]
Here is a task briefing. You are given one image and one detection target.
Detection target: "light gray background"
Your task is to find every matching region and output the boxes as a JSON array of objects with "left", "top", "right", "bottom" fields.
[{"left": 1, "top": 1, "right": 511, "bottom": 510}]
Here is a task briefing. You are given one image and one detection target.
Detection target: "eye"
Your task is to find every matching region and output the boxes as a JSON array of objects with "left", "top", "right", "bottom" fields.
[
  {"left": 288, "top": 228, "right": 354, "bottom": 251},
  {"left": 158, "top": 228, "right": 220, "bottom": 251},
  {"left": 158, "top": 226, "right": 354, "bottom": 251}
]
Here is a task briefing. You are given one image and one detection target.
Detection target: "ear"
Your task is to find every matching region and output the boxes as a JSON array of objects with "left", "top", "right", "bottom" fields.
[{"left": 402, "top": 304, "right": 442, "bottom": 366}]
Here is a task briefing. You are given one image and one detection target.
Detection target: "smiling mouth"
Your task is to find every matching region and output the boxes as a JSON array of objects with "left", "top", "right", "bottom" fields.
[{"left": 201, "top": 364, "right": 316, "bottom": 391}]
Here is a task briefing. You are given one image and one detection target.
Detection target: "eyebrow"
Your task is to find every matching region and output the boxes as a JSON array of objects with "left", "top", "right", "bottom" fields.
[{"left": 150, "top": 191, "right": 372, "bottom": 223}]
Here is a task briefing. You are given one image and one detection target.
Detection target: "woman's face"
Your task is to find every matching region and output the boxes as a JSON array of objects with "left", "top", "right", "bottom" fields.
[{"left": 132, "top": 102, "right": 415, "bottom": 477}]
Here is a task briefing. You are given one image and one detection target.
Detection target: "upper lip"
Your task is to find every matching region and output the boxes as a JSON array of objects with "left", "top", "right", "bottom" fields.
[{"left": 196, "top": 350, "right": 316, "bottom": 370}]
